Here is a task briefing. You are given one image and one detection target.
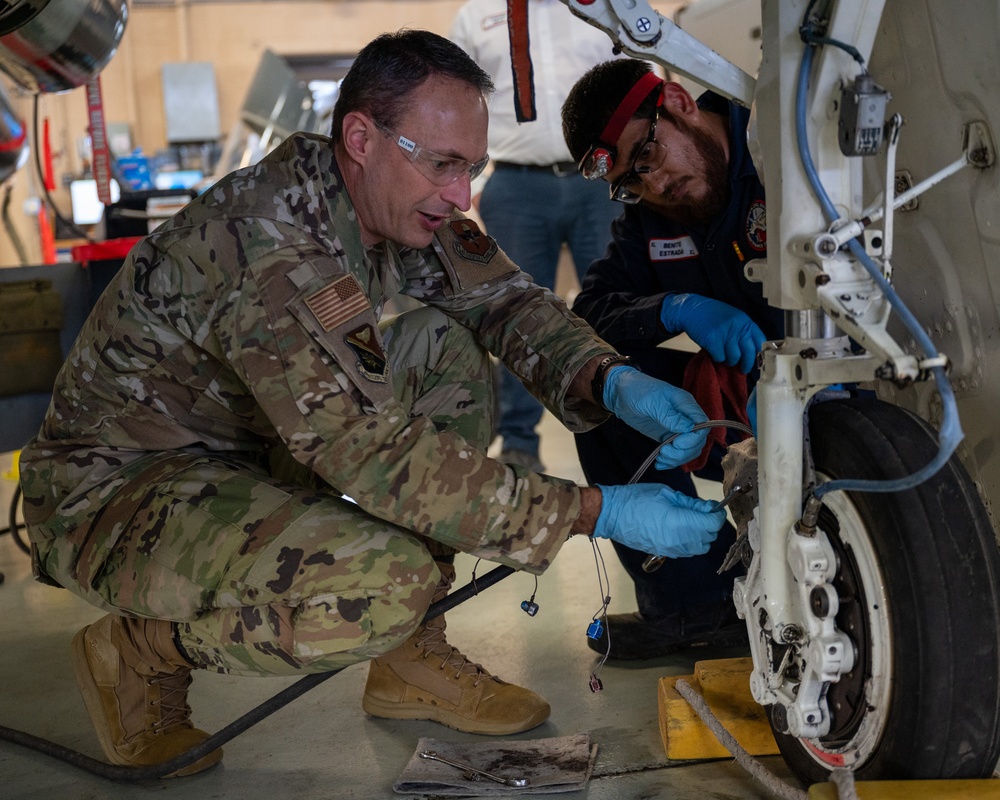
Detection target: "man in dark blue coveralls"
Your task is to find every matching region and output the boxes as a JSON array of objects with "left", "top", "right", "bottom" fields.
[{"left": 562, "top": 59, "right": 784, "bottom": 660}]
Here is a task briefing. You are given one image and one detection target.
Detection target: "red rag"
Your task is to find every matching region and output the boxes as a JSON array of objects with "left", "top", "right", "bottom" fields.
[{"left": 681, "top": 349, "right": 752, "bottom": 472}]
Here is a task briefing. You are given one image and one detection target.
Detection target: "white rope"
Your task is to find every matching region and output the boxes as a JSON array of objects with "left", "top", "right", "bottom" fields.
[
  {"left": 674, "top": 678, "right": 809, "bottom": 800},
  {"left": 831, "top": 768, "right": 859, "bottom": 800}
]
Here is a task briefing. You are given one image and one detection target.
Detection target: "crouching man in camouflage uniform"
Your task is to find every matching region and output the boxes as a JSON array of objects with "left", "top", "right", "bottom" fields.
[{"left": 19, "top": 29, "right": 727, "bottom": 777}]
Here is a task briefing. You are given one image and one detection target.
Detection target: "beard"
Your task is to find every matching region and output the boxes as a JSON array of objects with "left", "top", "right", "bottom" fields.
[{"left": 648, "top": 117, "right": 730, "bottom": 227}]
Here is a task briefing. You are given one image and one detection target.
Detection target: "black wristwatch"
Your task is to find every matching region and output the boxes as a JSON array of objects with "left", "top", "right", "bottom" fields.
[{"left": 591, "top": 354, "right": 632, "bottom": 411}]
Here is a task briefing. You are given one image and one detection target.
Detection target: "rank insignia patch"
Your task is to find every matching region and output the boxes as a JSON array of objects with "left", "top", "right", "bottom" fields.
[
  {"left": 450, "top": 219, "right": 498, "bottom": 264},
  {"left": 345, "top": 323, "right": 388, "bottom": 383},
  {"left": 305, "top": 274, "right": 369, "bottom": 331},
  {"left": 745, "top": 200, "right": 767, "bottom": 252}
]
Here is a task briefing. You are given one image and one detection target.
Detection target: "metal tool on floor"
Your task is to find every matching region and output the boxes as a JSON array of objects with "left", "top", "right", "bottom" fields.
[
  {"left": 642, "top": 483, "right": 748, "bottom": 573},
  {"left": 419, "top": 749, "right": 530, "bottom": 788},
  {"left": 395, "top": 734, "right": 596, "bottom": 795}
]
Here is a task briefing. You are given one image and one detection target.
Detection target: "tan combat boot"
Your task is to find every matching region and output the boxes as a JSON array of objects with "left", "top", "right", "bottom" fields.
[
  {"left": 361, "top": 563, "right": 550, "bottom": 735},
  {"left": 71, "top": 614, "right": 222, "bottom": 777}
]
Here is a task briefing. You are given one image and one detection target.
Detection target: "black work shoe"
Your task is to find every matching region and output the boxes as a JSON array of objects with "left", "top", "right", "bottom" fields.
[{"left": 587, "top": 607, "right": 749, "bottom": 661}]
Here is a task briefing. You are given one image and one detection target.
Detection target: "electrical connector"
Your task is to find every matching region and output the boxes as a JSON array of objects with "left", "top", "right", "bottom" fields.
[{"left": 838, "top": 74, "right": 890, "bottom": 156}]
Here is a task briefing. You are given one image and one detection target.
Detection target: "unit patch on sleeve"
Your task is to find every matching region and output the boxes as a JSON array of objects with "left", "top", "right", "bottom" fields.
[
  {"left": 345, "top": 323, "right": 388, "bottom": 384},
  {"left": 449, "top": 219, "right": 498, "bottom": 264},
  {"left": 649, "top": 236, "right": 699, "bottom": 261},
  {"left": 432, "top": 215, "right": 518, "bottom": 291},
  {"left": 305, "top": 274, "right": 369, "bottom": 331},
  {"left": 745, "top": 200, "right": 767, "bottom": 251}
]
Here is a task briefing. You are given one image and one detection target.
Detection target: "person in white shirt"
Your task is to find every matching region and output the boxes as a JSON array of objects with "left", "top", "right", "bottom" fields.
[{"left": 450, "top": 0, "right": 622, "bottom": 472}]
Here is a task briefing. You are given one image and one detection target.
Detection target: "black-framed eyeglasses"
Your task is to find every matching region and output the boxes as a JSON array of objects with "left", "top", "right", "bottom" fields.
[
  {"left": 373, "top": 120, "right": 489, "bottom": 186},
  {"left": 608, "top": 113, "right": 669, "bottom": 204}
]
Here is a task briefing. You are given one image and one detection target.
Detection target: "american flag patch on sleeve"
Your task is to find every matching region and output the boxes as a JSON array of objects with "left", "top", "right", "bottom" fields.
[{"left": 304, "top": 274, "right": 369, "bottom": 331}]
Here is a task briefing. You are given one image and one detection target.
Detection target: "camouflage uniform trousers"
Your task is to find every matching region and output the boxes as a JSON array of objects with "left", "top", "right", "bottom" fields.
[{"left": 43, "top": 306, "right": 493, "bottom": 677}]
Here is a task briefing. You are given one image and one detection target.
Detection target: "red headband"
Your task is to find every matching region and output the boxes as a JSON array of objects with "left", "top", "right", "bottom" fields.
[{"left": 598, "top": 72, "right": 664, "bottom": 147}]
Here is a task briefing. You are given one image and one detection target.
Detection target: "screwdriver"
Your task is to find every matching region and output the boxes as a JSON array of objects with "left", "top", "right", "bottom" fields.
[{"left": 641, "top": 483, "right": 747, "bottom": 573}]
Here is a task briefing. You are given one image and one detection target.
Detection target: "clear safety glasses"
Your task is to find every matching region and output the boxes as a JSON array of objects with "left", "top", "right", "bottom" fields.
[
  {"left": 579, "top": 143, "right": 615, "bottom": 181},
  {"left": 373, "top": 120, "right": 489, "bottom": 186},
  {"left": 608, "top": 113, "right": 669, "bottom": 204}
]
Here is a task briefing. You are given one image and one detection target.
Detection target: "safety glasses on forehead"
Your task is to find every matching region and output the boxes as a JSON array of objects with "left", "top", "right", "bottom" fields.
[
  {"left": 578, "top": 72, "right": 664, "bottom": 181},
  {"left": 373, "top": 120, "right": 489, "bottom": 186}
]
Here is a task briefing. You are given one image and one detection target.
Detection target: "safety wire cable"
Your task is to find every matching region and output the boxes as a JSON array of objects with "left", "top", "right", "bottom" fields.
[
  {"left": 587, "top": 419, "right": 753, "bottom": 690},
  {"left": 795, "top": 8, "right": 962, "bottom": 498},
  {"left": 627, "top": 420, "right": 754, "bottom": 483},
  {"left": 587, "top": 535, "right": 612, "bottom": 691}
]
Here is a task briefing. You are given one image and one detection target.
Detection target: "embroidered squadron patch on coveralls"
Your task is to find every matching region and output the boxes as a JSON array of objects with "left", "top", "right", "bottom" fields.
[{"left": 745, "top": 200, "right": 767, "bottom": 251}]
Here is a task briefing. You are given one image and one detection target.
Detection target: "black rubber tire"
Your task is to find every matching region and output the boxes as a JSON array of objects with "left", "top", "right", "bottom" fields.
[{"left": 770, "top": 396, "right": 1000, "bottom": 783}]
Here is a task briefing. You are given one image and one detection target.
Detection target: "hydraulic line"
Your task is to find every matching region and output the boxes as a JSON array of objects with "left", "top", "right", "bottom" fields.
[
  {"left": 0, "top": 563, "right": 515, "bottom": 780},
  {"left": 794, "top": 41, "right": 962, "bottom": 498}
]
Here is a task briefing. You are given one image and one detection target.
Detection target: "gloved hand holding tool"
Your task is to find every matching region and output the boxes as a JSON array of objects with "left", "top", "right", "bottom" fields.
[
  {"left": 641, "top": 481, "right": 748, "bottom": 572},
  {"left": 603, "top": 365, "right": 709, "bottom": 470},
  {"left": 592, "top": 483, "right": 727, "bottom": 558},
  {"left": 660, "top": 293, "right": 766, "bottom": 374}
]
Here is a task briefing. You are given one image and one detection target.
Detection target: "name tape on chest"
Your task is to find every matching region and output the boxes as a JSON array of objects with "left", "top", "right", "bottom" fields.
[
  {"left": 305, "top": 274, "right": 369, "bottom": 331},
  {"left": 649, "top": 236, "right": 699, "bottom": 262}
]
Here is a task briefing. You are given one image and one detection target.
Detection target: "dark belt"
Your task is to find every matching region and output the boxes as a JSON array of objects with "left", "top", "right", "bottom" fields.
[{"left": 493, "top": 160, "right": 578, "bottom": 177}]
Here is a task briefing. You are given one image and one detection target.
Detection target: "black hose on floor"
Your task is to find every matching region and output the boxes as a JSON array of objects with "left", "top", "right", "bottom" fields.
[{"left": 0, "top": 563, "right": 516, "bottom": 781}]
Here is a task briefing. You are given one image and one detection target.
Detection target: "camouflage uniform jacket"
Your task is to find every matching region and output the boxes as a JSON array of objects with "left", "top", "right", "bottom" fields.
[{"left": 20, "top": 133, "right": 614, "bottom": 574}]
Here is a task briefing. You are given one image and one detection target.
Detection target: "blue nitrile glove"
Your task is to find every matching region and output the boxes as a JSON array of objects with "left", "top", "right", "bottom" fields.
[
  {"left": 660, "top": 294, "right": 766, "bottom": 374},
  {"left": 593, "top": 483, "right": 727, "bottom": 558},
  {"left": 603, "top": 365, "right": 709, "bottom": 470}
]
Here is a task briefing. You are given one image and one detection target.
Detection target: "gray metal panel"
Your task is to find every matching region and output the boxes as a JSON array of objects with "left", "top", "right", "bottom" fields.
[
  {"left": 162, "top": 61, "right": 222, "bottom": 143},
  {"left": 868, "top": 0, "right": 1000, "bottom": 533},
  {"left": 239, "top": 49, "right": 317, "bottom": 139}
]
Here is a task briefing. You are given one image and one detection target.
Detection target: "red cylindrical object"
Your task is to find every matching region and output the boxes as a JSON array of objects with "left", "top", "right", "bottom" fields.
[{"left": 42, "top": 117, "right": 54, "bottom": 191}]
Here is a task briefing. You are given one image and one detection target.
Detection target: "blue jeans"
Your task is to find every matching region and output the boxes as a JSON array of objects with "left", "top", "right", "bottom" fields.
[{"left": 479, "top": 165, "right": 620, "bottom": 456}]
